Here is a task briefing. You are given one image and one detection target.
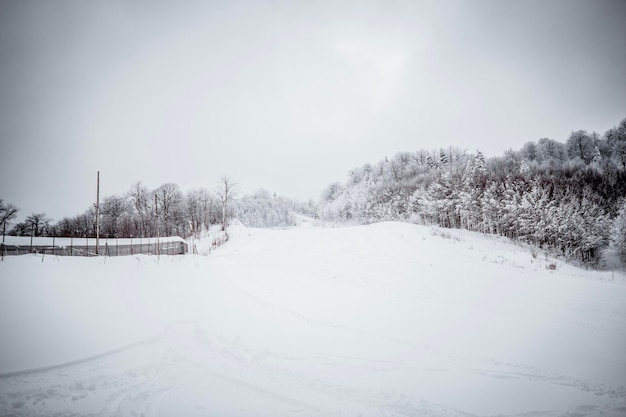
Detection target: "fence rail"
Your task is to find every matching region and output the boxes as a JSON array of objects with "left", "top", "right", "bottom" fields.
[{"left": 0, "top": 237, "right": 187, "bottom": 258}]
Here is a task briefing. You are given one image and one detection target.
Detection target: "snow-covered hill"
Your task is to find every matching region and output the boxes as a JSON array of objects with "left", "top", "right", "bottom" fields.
[{"left": 1, "top": 222, "right": 625, "bottom": 416}]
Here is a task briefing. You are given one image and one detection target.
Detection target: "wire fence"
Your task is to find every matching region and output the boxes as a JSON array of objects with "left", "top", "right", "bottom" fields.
[{"left": 0, "top": 236, "right": 187, "bottom": 258}]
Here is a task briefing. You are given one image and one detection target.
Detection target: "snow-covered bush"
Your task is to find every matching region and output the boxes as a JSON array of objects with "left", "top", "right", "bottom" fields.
[{"left": 234, "top": 190, "right": 316, "bottom": 228}]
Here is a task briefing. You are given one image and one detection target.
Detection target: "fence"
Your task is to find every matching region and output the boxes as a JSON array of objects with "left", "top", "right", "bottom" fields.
[
  {"left": 188, "top": 231, "right": 229, "bottom": 256},
  {"left": 0, "top": 236, "right": 187, "bottom": 258}
]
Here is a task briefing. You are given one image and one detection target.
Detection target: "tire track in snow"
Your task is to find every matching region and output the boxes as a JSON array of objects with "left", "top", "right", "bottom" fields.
[
  {"left": 1, "top": 320, "right": 624, "bottom": 417},
  {"left": 0, "top": 321, "right": 196, "bottom": 417},
  {"left": 0, "top": 320, "right": 506, "bottom": 417}
]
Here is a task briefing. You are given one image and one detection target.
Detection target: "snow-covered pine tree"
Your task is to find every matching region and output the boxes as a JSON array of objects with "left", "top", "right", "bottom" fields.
[
  {"left": 519, "top": 160, "right": 531, "bottom": 176},
  {"left": 474, "top": 150, "right": 487, "bottom": 175}
]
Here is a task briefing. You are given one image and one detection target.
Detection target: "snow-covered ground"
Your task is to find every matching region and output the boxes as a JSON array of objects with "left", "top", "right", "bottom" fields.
[{"left": 1, "top": 221, "right": 625, "bottom": 416}]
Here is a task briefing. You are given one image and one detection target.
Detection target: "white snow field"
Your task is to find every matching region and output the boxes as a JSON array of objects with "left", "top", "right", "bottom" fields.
[{"left": 1, "top": 221, "right": 625, "bottom": 417}]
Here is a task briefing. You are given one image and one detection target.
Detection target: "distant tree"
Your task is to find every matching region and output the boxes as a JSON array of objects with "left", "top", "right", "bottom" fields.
[
  {"left": 590, "top": 132, "right": 611, "bottom": 164},
  {"left": 80, "top": 208, "right": 97, "bottom": 237},
  {"left": 100, "top": 195, "right": 127, "bottom": 237},
  {"left": 592, "top": 146, "right": 602, "bottom": 164},
  {"left": 394, "top": 152, "right": 421, "bottom": 180},
  {"left": 216, "top": 176, "right": 239, "bottom": 231},
  {"left": 12, "top": 212, "right": 52, "bottom": 237},
  {"left": 199, "top": 188, "right": 220, "bottom": 229},
  {"left": 520, "top": 141, "right": 538, "bottom": 161},
  {"left": 381, "top": 157, "right": 399, "bottom": 183},
  {"left": 420, "top": 171, "right": 462, "bottom": 228},
  {"left": 536, "top": 137, "right": 566, "bottom": 163},
  {"left": 321, "top": 182, "right": 343, "bottom": 203},
  {"left": 606, "top": 118, "right": 626, "bottom": 170},
  {"left": 185, "top": 188, "right": 219, "bottom": 237},
  {"left": 425, "top": 154, "right": 436, "bottom": 170},
  {"left": 127, "top": 182, "right": 151, "bottom": 237},
  {"left": 519, "top": 160, "right": 531, "bottom": 176},
  {"left": 55, "top": 217, "right": 74, "bottom": 237},
  {"left": 439, "top": 148, "right": 448, "bottom": 168},
  {"left": 154, "top": 183, "right": 184, "bottom": 236},
  {"left": 10, "top": 222, "right": 29, "bottom": 237},
  {"left": 234, "top": 190, "right": 305, "bottom": 228},
  {"left": 610, "top": 199, "right": 626, "bottom": 264},
  {"left": 474, "top": 150, "right": 487, "bottom": 174},
  {"left": 61, "top": 208, "right": 97, "bottom": 238},
  {"left": 186, "top": 189, "right": 203, "bottom": 237},
  {"left": 480, "top": 181, "right": 504, "bottom": 235},
  {"left": 566, "top": 130, "right": 594, "bottom": 163},
  {"left": 0, "top": 199, "right": 19, "bottom": 240}
]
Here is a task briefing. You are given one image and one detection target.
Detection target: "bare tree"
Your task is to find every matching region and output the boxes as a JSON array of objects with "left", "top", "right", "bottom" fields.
[
  {"left": 566, "top": 130, "right": 594, "bottom": 163},
  {"left": 78, "top": 208, "right": 96, "bottom": 237},
  {"left": 186, "top": 190, "right": 198, "bottom": 238},
  {"left": 127, "top": 182, "right": 151, "bottom": 237},
  {"left": 155, "top": 183, "right": 183, "bottom": 236},
  {"left": 216, "top": 176, "right": 239, "bottom": 231},
  {"left": 0, "top": 199, "right": 19, "bottom": 242},
  {"left": 198, "top": 188, "right": 219, "bottom": 230},
  {"left": 606, "top": 118, "right": 626, "bottom": 169},
  {"left": 21, "top": 212, "right": 52, "bottom": 237},
  {"left": 184, "top": 188, "right": 219, "bottom": 236},
  {"left": 100, "top": 195, "right": 127, "bottom": 237}
]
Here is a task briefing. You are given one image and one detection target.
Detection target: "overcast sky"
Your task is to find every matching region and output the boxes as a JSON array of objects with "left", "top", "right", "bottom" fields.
[{"left": 1, "top": 0, "right": 625, "bottom": 223}]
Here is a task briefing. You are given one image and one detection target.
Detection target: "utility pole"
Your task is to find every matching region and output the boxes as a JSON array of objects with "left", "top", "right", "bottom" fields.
[
  {"left": 96, "top": 171, "right": 100, "bottom": 255},
  {"left": 154, "top": 194, "right": 160, "bottom": 255}
]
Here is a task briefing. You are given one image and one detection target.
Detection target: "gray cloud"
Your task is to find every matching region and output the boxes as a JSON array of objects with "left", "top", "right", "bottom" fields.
[{"left": 1, "top": 0, "right": 625, "bottom": 222}]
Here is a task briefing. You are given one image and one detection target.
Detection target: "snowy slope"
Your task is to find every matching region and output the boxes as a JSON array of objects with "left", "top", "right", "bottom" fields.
[{"left": 0, "top": 222, "right": 625, "bottom": 416}]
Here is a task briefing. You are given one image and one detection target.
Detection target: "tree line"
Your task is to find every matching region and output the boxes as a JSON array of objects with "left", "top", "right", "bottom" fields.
[
  {"left": 1, "top": 176, "right": 317, "bottom": 241},
  {"left": 320, "top": 117, "right": 626, "bottom": 266},
  {"left": 3, "top": 177, "right": 237, "bottom": 240}
]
